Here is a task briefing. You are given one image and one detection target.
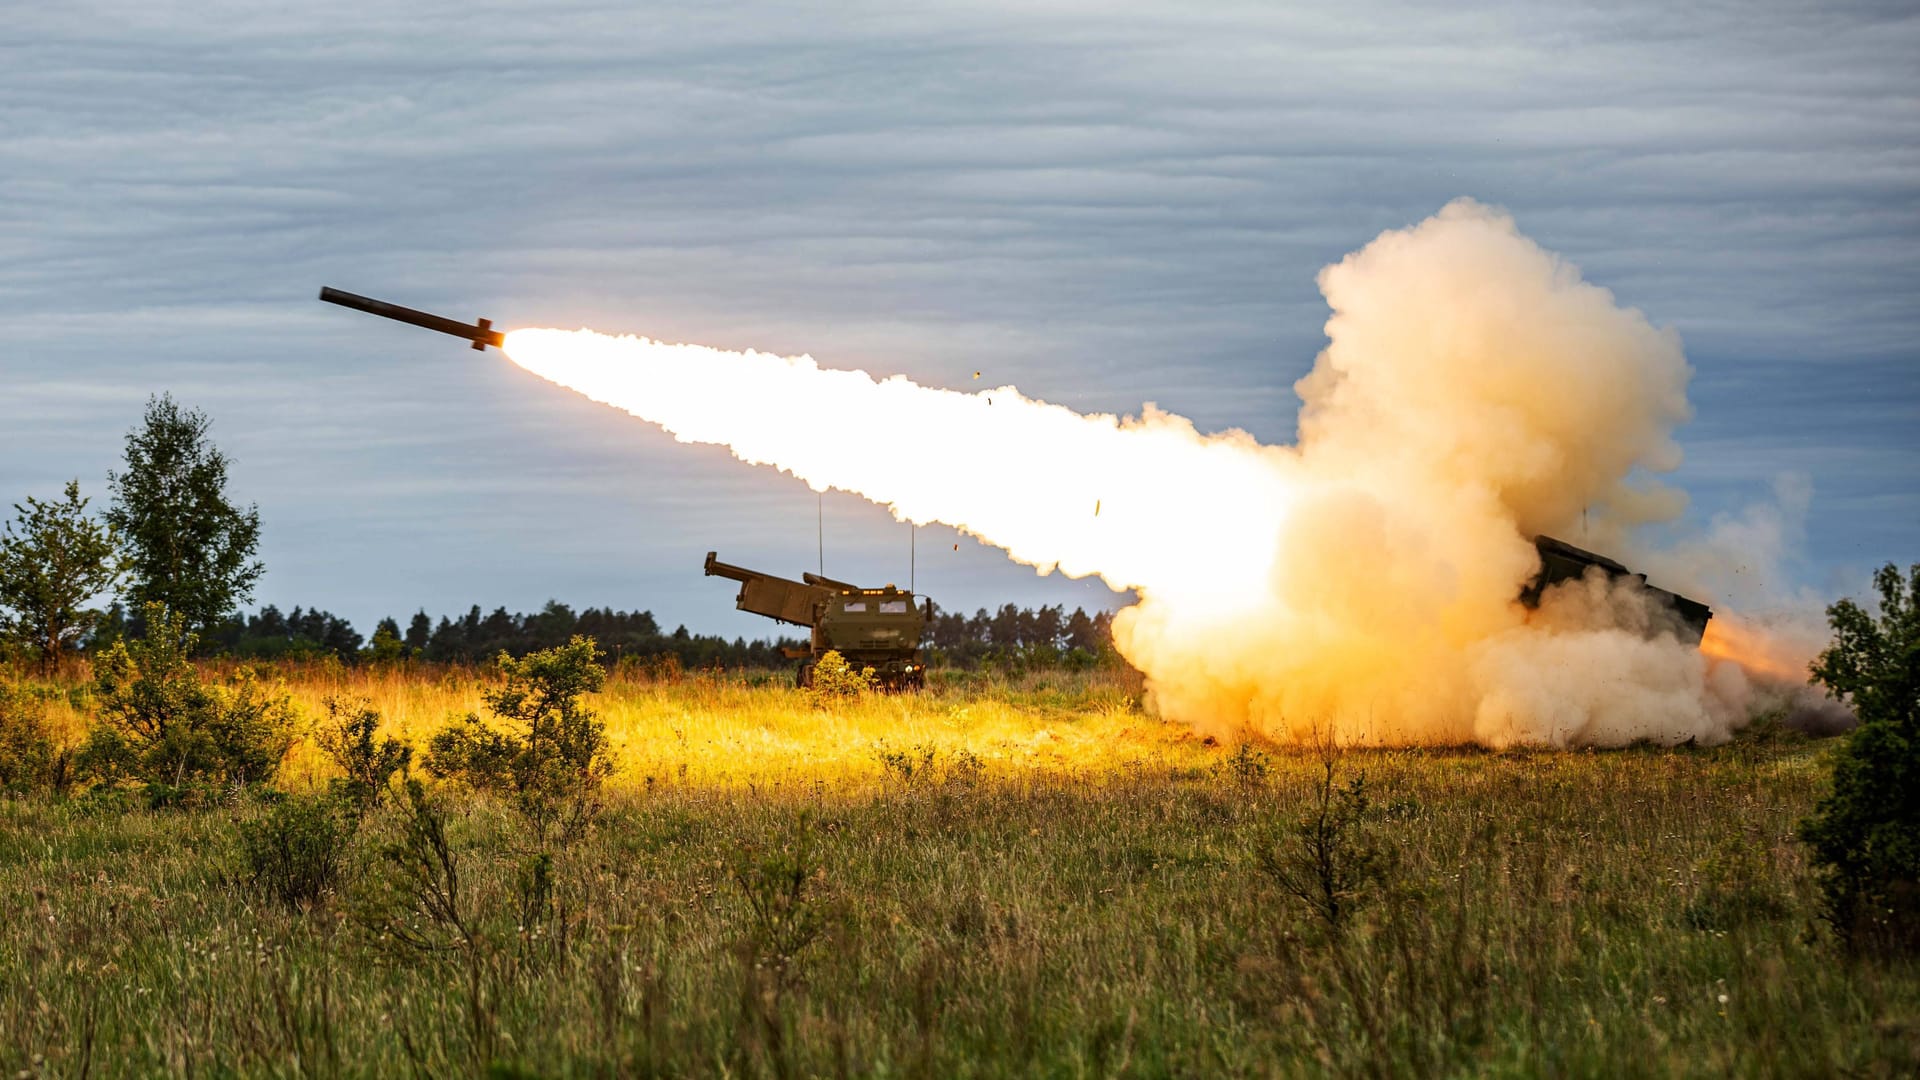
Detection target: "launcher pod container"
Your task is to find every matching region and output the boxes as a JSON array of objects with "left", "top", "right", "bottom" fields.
[
  {"left": 704, "top": 552, "right": 931, "bottom": 689},
  {"left": 1522, "top": 535, "right": 1713, "bottom": 644}
]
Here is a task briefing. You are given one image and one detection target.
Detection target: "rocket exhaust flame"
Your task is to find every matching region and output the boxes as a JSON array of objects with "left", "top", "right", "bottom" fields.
[{"left": 501, "top": 199, "right": 1833, "bottom": 748}]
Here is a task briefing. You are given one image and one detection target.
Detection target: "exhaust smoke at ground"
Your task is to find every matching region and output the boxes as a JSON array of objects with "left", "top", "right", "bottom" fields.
[{"left": 504, "top": 199, "right": 1831, "bottom": 747}]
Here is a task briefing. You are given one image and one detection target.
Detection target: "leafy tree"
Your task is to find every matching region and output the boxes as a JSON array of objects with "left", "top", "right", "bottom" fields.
[
  {"left": 106, "top": 394, "right": 262, "bottom": 641},
  {"left": 404, "top": 610, "right": 432, "bottom": 654},
  {"left": 0, "top": 480, "right": 122, "bottom": 666},
  {"left": 207, "top": 603, "right": 362, "bottom": 662},
  {"left": 1801, "top": 562, "right": 1920, "bottom": 952},
  {"left": 365, "top": 617, "right": 404, "bottom": 664}
]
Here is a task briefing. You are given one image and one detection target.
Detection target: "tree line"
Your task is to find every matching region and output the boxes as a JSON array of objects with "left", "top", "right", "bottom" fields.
[
  {"left": 192, "top": 600, "right": 808, "bottom": 669},
  {"left": 94, "top": 596, "right": 1122, "bottom": 671},
  {"left": 0, "top": 394, "right": 1122, "bottom": 670}
]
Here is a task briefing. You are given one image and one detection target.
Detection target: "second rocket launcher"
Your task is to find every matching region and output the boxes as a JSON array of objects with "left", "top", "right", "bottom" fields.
[{"left": 318, "top": 287, "right": 504, "bottom": 350}]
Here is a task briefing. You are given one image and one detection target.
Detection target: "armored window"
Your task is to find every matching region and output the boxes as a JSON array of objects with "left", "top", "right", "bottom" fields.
[
  {"left": 878, "top": 600, "right": 908, "bottom": 614},
  {"left": 841, "top": 601, "right": 868, "bottom": 613}
]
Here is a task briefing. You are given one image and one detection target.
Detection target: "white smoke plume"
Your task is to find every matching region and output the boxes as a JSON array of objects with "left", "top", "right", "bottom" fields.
[{"left": 504, "top": 198, "right": 1825, "bottom": 747}]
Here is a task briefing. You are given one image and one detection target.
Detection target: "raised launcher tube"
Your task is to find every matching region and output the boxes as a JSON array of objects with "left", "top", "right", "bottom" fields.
[
  {"left": 1521, "top": 535, "right": 1713, "bottom": 644},
  {"left": 702, "top": 552, "right": 834, "bottom": 628}
]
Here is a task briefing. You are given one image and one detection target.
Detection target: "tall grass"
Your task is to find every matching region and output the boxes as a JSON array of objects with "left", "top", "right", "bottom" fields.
[{"left": 0, "top": 660, "right": 1913, "bottom": 1077}]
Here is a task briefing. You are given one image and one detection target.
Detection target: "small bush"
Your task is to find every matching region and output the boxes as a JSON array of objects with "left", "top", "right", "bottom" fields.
[
  {"left": 873, "top": 743, "right": 984, "bottom": 792},
  {"left": 316, "top": 697, "right": 411, "bottom": 817},
  {"left": 876, "top": 743, "right": 938, "bottom": 786},
  {"left": 1256, "top": 759, "right": 1392, "bottom": 938},
  {"left": 1218, "top": 742, "right": 1270, "bottom": 792},
  {"left": 731, "top": 815, "right": 827, "bottom": 983},
  {"left": 1801, "top": 562, "right": 1920, "bottom": 953},
  {"left": 425, "top": 636, "right": 610, "bottom": 844},
  {"left": 359, "top": 779, "right": 476, "bottom": 955},
  {"left": 239, "top": 792, "right": 352, "bottom": 909},
  {"left": 945, "top": 747, "right": 985, "bottom": 788},
  {"left": 807, "top": 650, "right": 875, "bottom": 702},
  {"left": 729, "top": 816, "right": 831, "bottom": 1078},
  {"left": 0, "top": 683, "right": 69, "bottom": 796},
  {"left": 80, "top": 603, "right": 294, "bottom": 801}
]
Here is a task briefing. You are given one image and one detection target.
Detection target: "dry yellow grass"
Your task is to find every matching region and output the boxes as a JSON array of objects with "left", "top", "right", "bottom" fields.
[{"left": 234, "top": 660, "right": 1187, "bottom": 793}]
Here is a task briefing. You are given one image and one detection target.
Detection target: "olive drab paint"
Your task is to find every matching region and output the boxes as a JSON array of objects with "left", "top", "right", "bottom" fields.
[{"left": 703, "top": 551, "right": 931, "bottom": 689}]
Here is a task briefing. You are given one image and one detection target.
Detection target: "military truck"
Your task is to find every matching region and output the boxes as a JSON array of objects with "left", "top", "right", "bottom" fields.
[
  {"left": 703, "top": 552, "right": 932, "bottom": 689},
  {"left": 1522, "top": 535, "right": 1712, "bottom": 643}
]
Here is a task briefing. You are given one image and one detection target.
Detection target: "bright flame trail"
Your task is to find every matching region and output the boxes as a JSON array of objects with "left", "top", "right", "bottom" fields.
[{"left": 503, "top": 199, "right": 1814, "bottom": 748}]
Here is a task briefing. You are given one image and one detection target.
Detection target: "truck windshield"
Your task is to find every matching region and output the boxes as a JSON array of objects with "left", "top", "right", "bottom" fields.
[
  {"left": 879, "top": 600, "right": 908, "bottom": 614},
  {"left": 841, "top": 601, "right": 867, "bottom": 613}
]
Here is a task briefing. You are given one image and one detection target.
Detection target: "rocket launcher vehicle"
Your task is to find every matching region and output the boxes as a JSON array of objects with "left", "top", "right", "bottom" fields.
[{"left": 704, "top": 551, "right": 932, "bottom": 690}]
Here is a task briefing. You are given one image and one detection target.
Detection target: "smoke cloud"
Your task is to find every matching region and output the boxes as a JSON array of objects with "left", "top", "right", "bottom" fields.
[{"left": 504, "top": 198, "right": 1827, "bottom": 747}]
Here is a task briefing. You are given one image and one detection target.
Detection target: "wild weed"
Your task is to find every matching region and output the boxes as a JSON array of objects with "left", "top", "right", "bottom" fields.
[
  {"left": 1218, "top": 741, "right": 1270, "bottom": 793},
  {"left": 730, "top": 814, "right": 831, "bottom": 1078},
  {"left": 876, "top": 742, "right": 939, "bottom": 787},
  {"left": 1256, "top": 758, "right": 1391, "bottom": 938},
  {"left": 358, "top": 778, "right": 498, "bottom": 1064}
]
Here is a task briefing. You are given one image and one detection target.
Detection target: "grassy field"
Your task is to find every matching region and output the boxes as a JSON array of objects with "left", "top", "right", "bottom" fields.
[{"left": 2, "top": 662, "right": 1915, "bottom": 1078}]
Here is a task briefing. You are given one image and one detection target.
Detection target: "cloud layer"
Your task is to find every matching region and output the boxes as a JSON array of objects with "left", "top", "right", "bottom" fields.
[{"left": 3, "top": 0, "right": 1914, "bottom": 635}]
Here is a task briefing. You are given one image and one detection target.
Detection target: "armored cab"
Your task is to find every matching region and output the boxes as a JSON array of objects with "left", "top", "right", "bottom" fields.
[
  {"left": 703, "top": 552, "right": 931, "bottom": 689},
  {"left": 1522, "top": 535, "right": 1712, "bottom": 644}
]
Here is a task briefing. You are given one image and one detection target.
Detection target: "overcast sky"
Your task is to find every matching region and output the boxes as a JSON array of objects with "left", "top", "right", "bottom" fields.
[{"left": 3, "top": 0, "right": 1915, "bottom": 640}]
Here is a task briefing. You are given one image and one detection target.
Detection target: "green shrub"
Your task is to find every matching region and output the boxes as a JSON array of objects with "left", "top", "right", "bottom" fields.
[
  {"left": 424, "top": 636, "right": 610, "bottom": 843},
  {"left": 316, "top": 697, "right": 411, "bottom": 817},
  {"left": 875, "top": 742, "right": 938, "bottom": 786},
  {"left": 0, "top": 683, "right": 69, "bottom": 796},
  {"left": 359, "top": 779, "right": 477, "bottom": 957},
  {"left": 731, "top": 815, "right": 827, "bottom": 982},
  {"left": 806, "top": 649, "right": 875, "bottom": 702},
  {"left": 239, "top": 792, "right": 352, "bottom": 909},
  {"left": 1801, "top": 563, "right": 1920, "bottom": 952},
  {"left": 79, "top": 603, "right": 294, "bottom": 802},
  {"left": 1256, "top": 759, "right": 1392, "bottom": 938},
  {"left": 728, "top": 815, "right": 830, "bottom": 1078},
  {"left": 1218, "top": 741, "right": 1271, "bottom": 792}
]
